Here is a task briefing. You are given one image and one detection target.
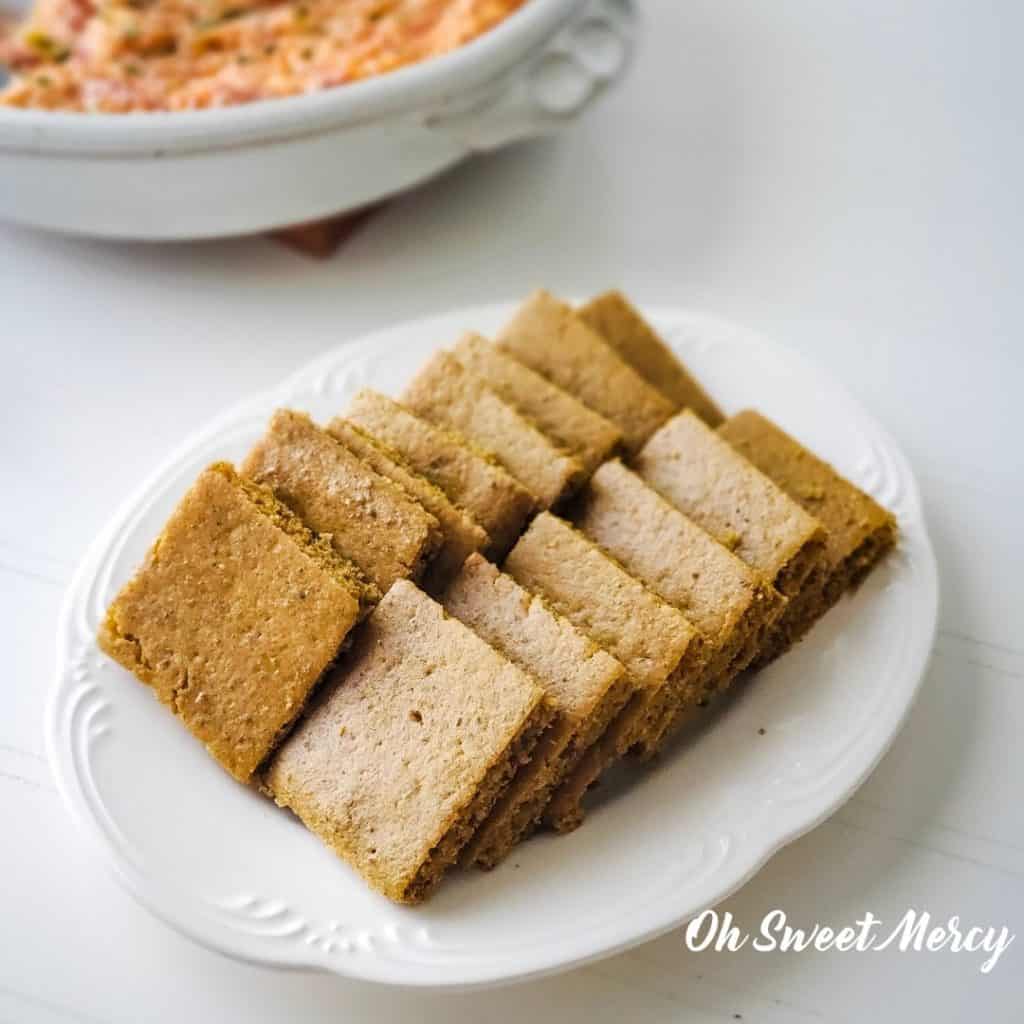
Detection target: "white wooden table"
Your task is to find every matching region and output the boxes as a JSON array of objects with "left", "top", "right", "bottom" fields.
[{"left": 2, "top": 2, "right": 1021, "bottom": 1020}]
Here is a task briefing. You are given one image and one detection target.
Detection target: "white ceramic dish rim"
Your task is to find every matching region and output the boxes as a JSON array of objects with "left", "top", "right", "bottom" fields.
[
  {"left": 0, "top": 0, "right": 584, "bottom": 154},
  {"left": 45, "top": 304, "right": 939, "bottom": 990}
]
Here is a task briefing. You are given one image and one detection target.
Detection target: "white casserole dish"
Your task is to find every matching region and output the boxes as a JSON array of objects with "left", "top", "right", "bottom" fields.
[{"left": 0, "top": 0, "right": 635, "bottom": 240}]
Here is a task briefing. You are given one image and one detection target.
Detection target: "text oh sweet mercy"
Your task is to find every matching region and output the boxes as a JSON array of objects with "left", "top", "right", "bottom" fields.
[{"left": 684, "top": 909, "right": 1014, "bottom": 974}]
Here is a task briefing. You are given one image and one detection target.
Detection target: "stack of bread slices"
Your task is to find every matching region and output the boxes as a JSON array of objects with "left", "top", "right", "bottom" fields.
[{"left": 99, "top": 290, "right": 897, "bottom": 903}]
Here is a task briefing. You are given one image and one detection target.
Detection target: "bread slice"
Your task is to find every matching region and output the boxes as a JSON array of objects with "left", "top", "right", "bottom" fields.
[
  {"left": 452, "top": 333, "right": 622, "bottom": 475},
  {"left": 503, "top": 513, "right": 704, "bottom": 830},
  {"left": 569, "top": 459, "right": 786, "bottom": 755},
  {"left": 98, "top": 462, "right": 368, "bottom": 783},
  {"left": 718, "top": 410, "right": 898, "bottom": 659},
  {"left": 402, "top": 351, "right": 584, "bottom": 508},
  {"left": 264, "top": 581, "right": 553, "bottom": 904},
  {"left": 346, "top": 389, "right": 536, "bottom": 557},
  {"left": 326, "top": 416, "right": 489, "bottom": 592},
  {"left": 441, "top": 554, "right": 632, "bottom": 866},
  {"left": 496, "top": 290, "right": 675, "bottom": 453},
  {"left": 242, "top": 410, "right": 441, "bottom": 595},
  {"left": 578, "top": 291, "right": 725, "bottom": 425},
  {"left": 634, "top": 411, "right": 828, "bottom": 663}
]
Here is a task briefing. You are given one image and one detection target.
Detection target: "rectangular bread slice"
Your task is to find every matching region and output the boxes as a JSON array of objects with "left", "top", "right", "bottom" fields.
[
  {"left": 402, "top": 350, "right": 585, "bottom": 508},
  {"left": 569, "top": 459, "right": 786, "bottom": 755},
  {"left": 578, "top": 291, "right": 726, "bottom": 425},
  {"left": 346, "top": 389, "right": 536, "bottom": 557},
  {"left": 242, "top": 409, "right": 441, "bottom": 596},
  {"left": 441, "top": 554, "right": 633, "bottom": 866},
  {"left": 326, "top": 416, "right": 490, "bottom": 592},
  {"left": 98, "top": 462, "right": 368, "bottom": 783},
  {"left": 496, "top": 290, "right": 676, "bottom": 453},
  {"left": 718, "top": 410, "right": 898, "bottom": 655},
  {"left": 634, "top": 410, "right": 828, "bottom": 663},
  {"left": 264, "top": 581, "right": 553, "bottom": 904},
  {"left": 503, "top": 512, "right": 704, "bottom": 830},
  {"left": 452, "top": 333, "right": 623, "bottom": 476}
]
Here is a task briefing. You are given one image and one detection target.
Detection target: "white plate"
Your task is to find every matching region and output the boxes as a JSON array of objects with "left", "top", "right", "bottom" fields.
[{"left": 46, "top": 304, "right": 938, "bottom": 989}]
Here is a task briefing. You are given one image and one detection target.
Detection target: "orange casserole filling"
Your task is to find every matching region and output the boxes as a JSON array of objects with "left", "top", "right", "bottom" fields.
[{"left": 0, "top": 0, "right": 526, "bottom": 112}]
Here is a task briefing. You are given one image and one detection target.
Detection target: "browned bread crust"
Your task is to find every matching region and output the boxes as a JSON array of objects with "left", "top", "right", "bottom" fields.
[
  {"left": 634, "top": 410, "right": 829, "bottom": 664},
  {"left": 326, "top": 416, "right": 490, "bottom": 592},
  {"left": 441, "top": 554, "right": 631, "bottom": 865},
  {"left": 569, "top": 459, "right": 786, "bottom": 755},
  {"left": 497, "top": 290, "right": 675, "bottom": 454},
  {"left": 402, "top": 350, "right": 584, "bottom": 509},
  {"left": 347, "top": 389, "right": 536, "bottom": 557},
  {"left": 579, "top": 290, "right": 725, "bottom": 425},
  {"left": 719, "top": 410, "right": 898, "bottom": 662},
  {"left": 242, "top": 409, "right": 441, "bottom": 595},
  {"left": 452, "top": 333, "right": 623, "bottom": 476},
  {"left": 503, "top": 513, "right": 701, "bottom": 828},
  {"left": 98, "top": 462, "right": 366, "bottom": 783}
]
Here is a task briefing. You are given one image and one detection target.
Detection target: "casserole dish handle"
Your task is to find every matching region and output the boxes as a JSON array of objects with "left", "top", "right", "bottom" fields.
[{"left": 428, "top": 0, "right": 635, "bottom": 152}]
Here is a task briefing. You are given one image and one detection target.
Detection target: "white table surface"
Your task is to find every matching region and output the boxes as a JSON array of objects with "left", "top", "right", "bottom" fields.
[{"left": 2, "top": 1, "right": 1021, "bottom": 1020}]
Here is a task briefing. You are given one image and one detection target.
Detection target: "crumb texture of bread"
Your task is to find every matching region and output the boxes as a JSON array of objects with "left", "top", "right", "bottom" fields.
[
  {"left": 496, "top": 290, "right": 675, "bottom": 453},
  {"left": 572, "top": 459, "right": 769, "bottom": 644},
  {"left": 544, "top": 685, "right": 650, "bottom": 833},
  {"left": 97, "top": 462, "right": 362, "bottom": 783},
  {"left": 441, "top": 554, "right": 631, "bottom": 863},
  {"left": 264, "top": 580, "right": 549, "bottom": 904},
  {"left": 327, "top": 416, "right": 489, "bottom": 591},
  {"left": 579, "top": 291, "right": 726, "bottom": 425},
  {"left": 402, "top": 351, "right": 584, "bottom": 508},
  {"left": 630, "top": 633, "right": 709, "bottom": 758},
  {"left": 542, "top": 669, "right": 637, "bottom": 832},
  {"left": 242, "top": 410, "right": 441, "bottom": 595},
  {"left": 634, "top": 411, "right": 826, "bottom": 597},
  {"left": 570, "top": 459, "right": 785, "bottom": 722},
  {"left": 230, "top": 465, "right": 378, "bottom": 612},
  {"left": 504, "top": 512, "right": 696, "bottom": 756},
  {"left": 504, "top": 513, "right": 694, "bottom": 695},
  {"left": 452, "top": 333, "right": 623, "bottom": 475},
  {"left": 718, "top": 410, "right": 897, "bottom": 597},
  {"left": 404, "top": 698, "right": 552, "bottom": 899},
  {"left": 718, "top": 410, "right": 898, "bottom": 661},
  {"left": 443, "top": 554, "right": 628, "bottom": 719},
  {"left": 463, "top": 713, "right": 570, "bottom": 869},
  {"left": 346, "top": 389, "right": 535, "bottom": 557}
]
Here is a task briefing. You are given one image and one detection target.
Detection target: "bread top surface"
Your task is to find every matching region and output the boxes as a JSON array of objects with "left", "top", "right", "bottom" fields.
[
  {"left": 573, "top": 459, "right": 772, "bottom": 643},
  {"left": 635, "top": 411, "right": 825, "bottom": 588},
  {"left": 452, "top": 333, "right": 622, "bottom": 474},
  {"left": 503, "top": 512, "right": 696, "bottom": 690},
  {"left": 718, "top": 410, "right": 897, "bottom": 570},
  {"left": 266, "top": 580, "right": 544, "bottom": 894},
  {"left": 402, "top": 350, "right": 583, "bottom": 508},
  {"left": 496, "top": 290, "right": 675, "bottom": 453},
  {"left": 442, "top": 552, "right": 627, "bottom": 721},
  {"left": 99, "top": 462, "right": 362, "bottom": 781},
  {"left": 242, "top": 409, "right": 440, "bottom": 593},
  {"left": 347, "top": 389, "right": 535, "bottom": 555},
  {"left": 578, "top": 290, "right": 725, "bottom": 425}
]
